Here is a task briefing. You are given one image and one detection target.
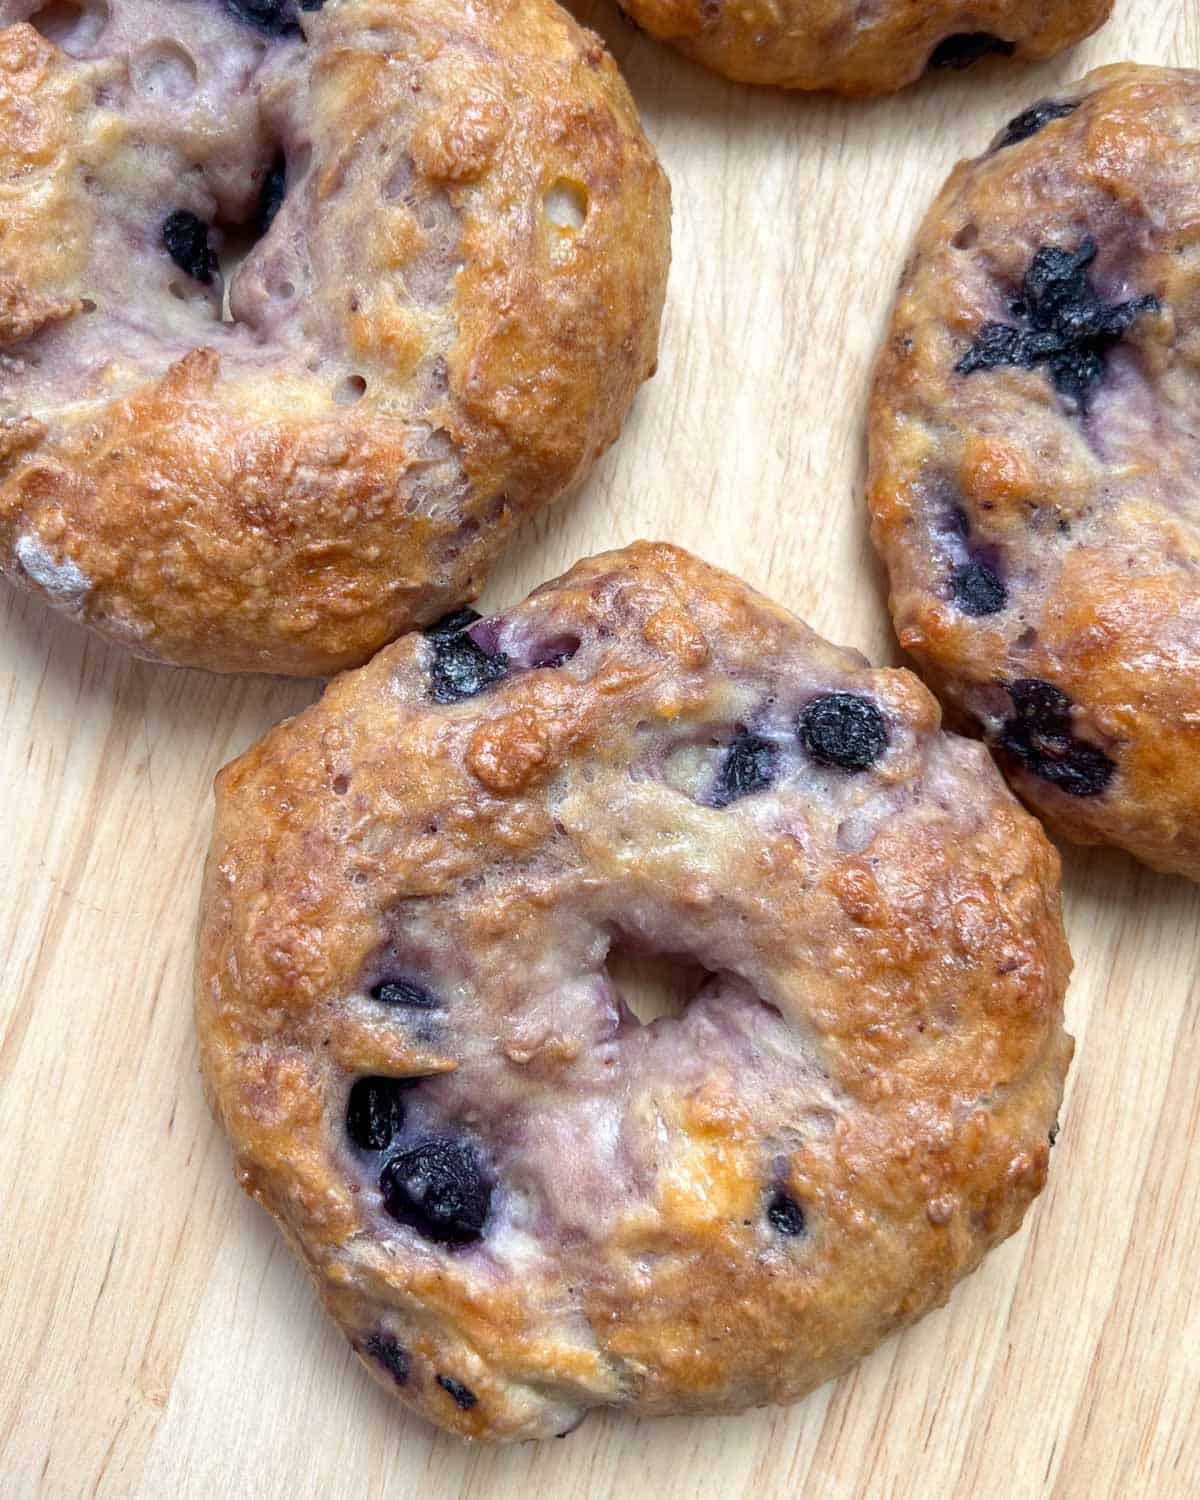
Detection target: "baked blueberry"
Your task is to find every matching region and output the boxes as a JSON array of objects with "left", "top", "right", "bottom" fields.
[
  {"left": 929, "top": 33, "right": 1016, "bottom": 70},
  {"left": 370, "top": 978, "right": 437, "bottom": 1008},
  {"left": 998, "top": 679, "right": 1115, "bottom": 797},
  {"left": 995, "top": 99, "right": 1079, "bottom": 150},
  {"left": 364, "top": 1333, "right": 410, "bottom": 1385},
  {"left": 380, "top": 1137, "right": 492, "bottom": 1245},
  {"left": 346, "top": 1076, "right": 410, "bottom": 1152},
  {"left": 224, "top": 0, "right": 303, "bottom": 37},
  {"left": 424, "top": 607, "right": 482, "bottom": 639},
  {"left": 712, "top": 729, "right": 776, "bottom": 807},
  {"left": 257, "top": 157, "right": 287, "bottom": 236},
  {"left": 957, "top": 239, "right": 1158, "bottom": 407},
  {"left": 437, "top": 1375, "right": 478, "bottom": 1410},
  {"left": 428, "top": 631, "right": 509, "bottom": 704},
  {"left": 952, "top": 560, "right": 1007, "bottom": 616},
  {"left": 162, "top": 211, "right": 216, "bottom": 285},
  {"left": 766, "top": 1191, "right": 806, "bottom": 1236},
  {"left": 799, "top": 694, "right": 887, "bottom": 771}
]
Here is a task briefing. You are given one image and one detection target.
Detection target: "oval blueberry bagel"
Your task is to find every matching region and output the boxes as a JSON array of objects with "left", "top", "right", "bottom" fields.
[
  {"left": 196, "top": 542, "right": 1072, "bottom": 1440},
  {"left": 613, "top": 0, "right": 1110, "bottom": 94},
  {"left": 0, "top": 0, "right": 669, "bottom": 674},
  {"left": 869, "top": 65, "right": 1200, "bottom": 880}
]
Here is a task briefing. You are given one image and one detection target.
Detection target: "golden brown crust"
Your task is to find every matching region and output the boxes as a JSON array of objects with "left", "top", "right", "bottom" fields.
[
  {"left": 0, "top": 3, "right": 669, "bottom": 674},
  {"left": 615, "top": 0, "right": 1110, "bottom": 93},
  {"left": 868, "top": 65, "right": 1200, "bottom": 880},
  {"left": 196, "top": 542, "right": 1072, "bottom": 1440}
]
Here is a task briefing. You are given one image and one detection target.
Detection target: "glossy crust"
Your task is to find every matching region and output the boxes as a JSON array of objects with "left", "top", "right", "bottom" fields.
[
  {"left": 0, "top": 1, "right": 669, "bottom": 674},
  {"left": 196, "top": 542, "right": 1072, "bottom": 1441},
  {"left": 869, "top": 65, "right": 1200, "bottom": 880},
  {"left": 615, "top": 0, "right": 1110, "bottom": 94}
]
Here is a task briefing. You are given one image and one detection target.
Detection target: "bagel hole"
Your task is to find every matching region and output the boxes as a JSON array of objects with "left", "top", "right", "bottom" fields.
[
  {"left": 545, "top": 178, "right": 588, "bottom": 231},
  {"left": 334, "top": 374, "right": 368, "bottom": 406},
  {"left": 29, "top": 0, "right": 108, "bottom": 53},
  {"left": 606, "top": 939, "right": 706, "bottom": 1027}
]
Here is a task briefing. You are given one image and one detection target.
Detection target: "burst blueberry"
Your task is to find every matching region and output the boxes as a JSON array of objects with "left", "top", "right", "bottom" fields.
[
  {"left": 370, "top": 978, "right": 437, "bottom": 1009},
  {"left": 995, "top": 99, "right": 1079, "bottom": 151},
  {"left": 766, "top": 1191, "right": 805, "bottom": 1237},
  {"left": 952, "top": 560, "right": 1007, "bottom": 617},
  {"left": 162, "top": 211, "right": 216, "bottom": 285},
  {"left": 223, "top": 0, "right": 321, "bottom": 36},
  {"left": 427, "top": 619, "right": 509, "bottom": 703},
  {"left": 998, "top": 678, "right": 1115, "bottom": 797},
  {"left": 363, "top": 1333, "right": 410, "bottom": 1385},
  {"left": 346, "top": 1075, "right": 410, "bottom": 1152},
  {"left": 712, "top": 728, "right": 776, "bottom": 807},
  {"left": 424, "top": 607, "right": 482, "bottom": 639},
  {"left": 437, "top": 1375, "right": 478, "bottom": 1410},
  {"left": 380, "top": 1137, "right": 492, "bottom": 1245},
  {"left": 929, "top": 33, "right": 1016, "bottom": 70},
  {"left": 957, "top": 239, "right": 1159, "bottom": 407},
  {"left": 799, "top": 694, "right": 887, "bottom": 772}
]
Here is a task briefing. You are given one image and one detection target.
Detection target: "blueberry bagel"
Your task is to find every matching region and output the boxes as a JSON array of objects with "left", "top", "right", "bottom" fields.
[
  {"left": 869, "top": 66, "right": 1200, "bottom": 880},
  {"left": 0, "top": 1, "right": 669, "bottom": 674},
  {"left": 614, "top": 0, "right": 1110, "bottom": 94},
  {"left": 196, "top": 542, "right": 1072, "bottom": 1441}
]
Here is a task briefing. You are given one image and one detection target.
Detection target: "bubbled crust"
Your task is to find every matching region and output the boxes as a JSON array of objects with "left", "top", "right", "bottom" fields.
[
  {"left": 0, "top": 2, "right": 669, "bottom": 674},
  {"left": 196, "top": 542, "right": 1071, "bottom": 1441},
  {"left": 869, "top": 66, "right": 1200, "bottom": 880},
  {"left": 615, "top": 0, "right": 1110, "bottom": 94}
]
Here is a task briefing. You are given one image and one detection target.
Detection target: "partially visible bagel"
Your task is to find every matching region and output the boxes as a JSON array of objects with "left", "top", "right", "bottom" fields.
[
  {"left": 614, "top": 0, "right": 1110, "bottom": 94},
  {"left": 0, "top": 0, "right": 669, "bottom": 673},
  {"left": 197, "top": 542, "right": 1072, "bottom": 1441},
  {"left": 869, "top": 66, "right": 1200, "bottom": 880}
]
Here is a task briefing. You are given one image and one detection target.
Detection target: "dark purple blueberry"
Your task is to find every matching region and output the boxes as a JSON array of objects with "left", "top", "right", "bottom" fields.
[
  {"left": 957, "top": 239, "right": 1159, "bottom": 408},
  {"left": 712, "top": 729, "right": 776, "bottom": 807},
  {"left": 346, "top": 1076, "right": 410, "bottom": 1152},
  {"left": 799, "top": 694, "right": 887, "bottom": 772},
  {"left": 766, "top": 1191, "right": 805, "bottom": 1237},
  {"left": 995, "top": 99, "right": 1079, "bottom": 151},
  {"left": 997, "top": 678, "right": 1115, "bottom": 797},
  {"left": 929, "top": 33, "right": 1016, "bottom": 70},
  {"left": 428, "top": 629, "right": 509, "bottom": 704},
  {"left": 257, "top": 156, "right": 287, "bottom": 236},
  {"left": 380, "top": 1137, "right": 491, "bottom": 1245},
  {"left": 162, "top": 210, "right": 216, "bottom": 285},
  {"left": 952, "top": 560, "right": 1007, "bottom": 617},
  {"left": 224, "top": 0, "right": 306, "bottom": 36},
  {"left": 437, "top": 1375, "right": 478, "bottom": 1410},
  {"left": 424, "top": 607, "right": 481, "bottom": 639},
  {"left": 370, "top": 978, "right": 437, "bottom": 1009},
  {"left": 363, "top": 1333, "right": 409, "bottom": 1385}
]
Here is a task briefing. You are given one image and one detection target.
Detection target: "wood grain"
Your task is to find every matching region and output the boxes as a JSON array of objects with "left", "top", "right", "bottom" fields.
[{"left": 3, "top": 5, "right": 1199, "bottom": 1495}]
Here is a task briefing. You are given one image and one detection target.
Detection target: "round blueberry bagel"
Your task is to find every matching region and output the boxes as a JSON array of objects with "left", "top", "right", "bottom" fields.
[
  {"left": 196, "top": 542, "right": 1072, "bottom": 1441},
  {"left": 613, "top": 0, "right": 1110, "bottom": 94},
  {"left": 0, "top": 1, "right": 668, "bottom": 675},
  {"left": 869, "top": 65, "right": 1200, "bottom": 880}
]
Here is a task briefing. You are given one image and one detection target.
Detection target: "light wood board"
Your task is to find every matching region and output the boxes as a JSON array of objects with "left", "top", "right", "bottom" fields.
[{"left": 3, "top": 4, "right": 1200, "bottom": 1495}]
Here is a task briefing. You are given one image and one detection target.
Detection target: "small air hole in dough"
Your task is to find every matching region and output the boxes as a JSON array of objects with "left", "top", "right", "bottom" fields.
[
  {"left": 134, "top": 43, "right": 198, "bottom": 103},
  {"left": 79, "top": 298, "right": 97, "bottom": 313},
  {"left": 29, "top": 0, "right": 108, "bottom": 54},
  {"left": 277, "top": 280, "right": 296, "bottom": 300},
  {"left": 545, "top": 178, "right": 588, "bottom": 230},
  {"left": 334, "top": 374, "right": 368, "bottom": 405},
  {"left": 952, "top": 223, "right": 979, "bottom": 250}
]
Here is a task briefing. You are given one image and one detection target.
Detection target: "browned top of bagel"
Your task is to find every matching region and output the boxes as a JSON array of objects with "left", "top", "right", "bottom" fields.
[
  {"left": 196, "top": 541, "right": 1071, "bottom": 1440},
  {"left": 0, "top": 0, "right": 669, "bottom": 673}
]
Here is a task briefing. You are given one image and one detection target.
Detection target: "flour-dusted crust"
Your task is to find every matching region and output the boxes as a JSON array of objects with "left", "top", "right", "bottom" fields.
[
  {"left": 0, "top": 1, "right": 669, "bottom": 674},
  {"left": 869, "top": 66, "right": 1200, "bottom": 880},
  {"left": 196, "top": 542, "right": 1072, "bottom": 1441},
  {"left": 615, "top": 0, "right": 1110, "bottom": 94}
]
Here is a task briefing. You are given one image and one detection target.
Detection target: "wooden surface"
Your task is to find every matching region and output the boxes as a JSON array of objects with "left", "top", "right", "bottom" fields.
[{"left": 3, "top": 5, "right": 1199, "bottom": 1496}]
